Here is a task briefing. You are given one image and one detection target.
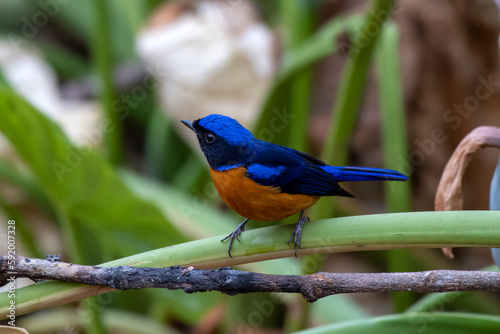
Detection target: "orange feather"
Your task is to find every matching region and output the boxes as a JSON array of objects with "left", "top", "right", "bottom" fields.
[{"left": 210, "top": 167, "right": 319, "bottom": 221}]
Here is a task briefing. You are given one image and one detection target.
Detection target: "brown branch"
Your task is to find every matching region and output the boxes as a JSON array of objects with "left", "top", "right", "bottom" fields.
[{"left": 2, "top": 255, "right": 500, "bottom": 302}]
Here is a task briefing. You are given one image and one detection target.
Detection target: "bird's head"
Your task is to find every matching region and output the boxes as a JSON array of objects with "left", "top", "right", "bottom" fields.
[{"left": 181, "top": 114, "right": 259, "bottom": 170}]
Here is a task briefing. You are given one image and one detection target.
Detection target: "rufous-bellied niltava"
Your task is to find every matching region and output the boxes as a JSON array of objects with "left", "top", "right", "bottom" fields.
[{"left": 181, "top": 114, "right": 408, "bottom": 257}]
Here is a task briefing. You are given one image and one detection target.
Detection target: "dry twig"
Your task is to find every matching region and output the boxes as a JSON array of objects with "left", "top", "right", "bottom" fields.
[{"left": 2, "top": 255, "right": 500, "bottom": 302}]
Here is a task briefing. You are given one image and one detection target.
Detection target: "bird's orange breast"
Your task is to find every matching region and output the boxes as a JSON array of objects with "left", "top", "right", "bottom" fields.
[{"left": 210, "top": 167, "right": 320, "bottom": 221}]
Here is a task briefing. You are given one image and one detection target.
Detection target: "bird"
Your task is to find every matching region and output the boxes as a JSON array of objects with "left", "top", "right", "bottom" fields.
[{"left": 181, "top": 114, "right": 408, "bottom": 257}]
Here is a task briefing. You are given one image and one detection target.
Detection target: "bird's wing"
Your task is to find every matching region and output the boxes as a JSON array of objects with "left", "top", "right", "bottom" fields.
[
  {"left": 245, "top": 144, "right": 353, "bottom": 197},
  {"left": 289, "top": 148, "right": 326, "bottom": 166},
  {"left": 280, "top": 165, "right": 353, "bottom": 197}
]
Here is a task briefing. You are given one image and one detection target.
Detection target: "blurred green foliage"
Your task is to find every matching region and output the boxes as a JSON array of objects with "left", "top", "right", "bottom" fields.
[{"left": 0, "top": 0, "right": 499, "bottom": 333}]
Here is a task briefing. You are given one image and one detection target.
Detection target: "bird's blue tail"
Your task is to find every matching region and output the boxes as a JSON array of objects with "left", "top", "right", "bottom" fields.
[{"left": 321, "top": 166, "right": 408, "bottom": 182}]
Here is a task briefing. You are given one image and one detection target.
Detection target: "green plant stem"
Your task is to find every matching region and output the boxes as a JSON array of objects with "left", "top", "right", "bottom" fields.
[
  {"left": 54, "top": 209, "right": 81, "bottom": 264},
  {"left": 144, "top": 110, "right": 171, "bottom": 179},
  {"left": 315, "top": 0, "right": 395, "bottom": 220},
  {"left": 321, "top": 0, "right": 395, "bottom": 163},
  {"left": 376, "top": 22, "right": 413, "bottom": 312},
  {"left": 376, "top": 23, "right": 411, "bottom": 213},
  {"left": 280, "top": 1, "right": 317, "bottom": 329},
  {"left": 281, "top": 0, "right": 315, "bottom": 152},
  {"left": 93, "top": 0, "right": 122, "bottom": 165},
  {"left": 2, "top": 210, "right": 500, "bottom": 318},
  {"left": 73, "top": 5, "right": 118, "bottom": 326}
]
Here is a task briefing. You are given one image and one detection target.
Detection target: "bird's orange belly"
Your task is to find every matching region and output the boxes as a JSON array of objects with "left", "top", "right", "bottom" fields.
[{"left": 210, "top": 167, "right": 320, "bottom": 221}]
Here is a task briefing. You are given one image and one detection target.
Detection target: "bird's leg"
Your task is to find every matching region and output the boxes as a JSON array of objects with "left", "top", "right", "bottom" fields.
[
  {"left": 288, "top": 211, "right": 310, "bottom": 257},
  {"left": 221, "top": 218, "right": 249, "bottom": 258}
]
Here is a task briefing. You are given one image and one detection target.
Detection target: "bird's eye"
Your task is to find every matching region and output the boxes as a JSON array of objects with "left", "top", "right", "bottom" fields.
[{"left": 205, "top": 133, "right": 216, "bottom": 144}]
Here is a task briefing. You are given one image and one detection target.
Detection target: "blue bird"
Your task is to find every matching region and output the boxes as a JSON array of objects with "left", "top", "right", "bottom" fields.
[{"left": 182, "top": 114, "right": 408, "bottom": 257}]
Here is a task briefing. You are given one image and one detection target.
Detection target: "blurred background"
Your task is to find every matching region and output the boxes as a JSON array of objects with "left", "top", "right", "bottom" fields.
[{"left": 0, "top": 0, "right": 500, "bottom": 333}]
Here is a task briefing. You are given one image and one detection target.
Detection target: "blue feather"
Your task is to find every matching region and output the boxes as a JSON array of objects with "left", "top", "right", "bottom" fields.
[
  {"left": 215, "top": 164, "right": 243, "bottom": 171},
  {"left": 321, "top": 166, "right": 408, "bottom": 182},
  {"left": 198, "top": 114, "right": 254, "bottom": 146},
  {"left": 246, "top": 164, "right": 287, "bottom": 184}
]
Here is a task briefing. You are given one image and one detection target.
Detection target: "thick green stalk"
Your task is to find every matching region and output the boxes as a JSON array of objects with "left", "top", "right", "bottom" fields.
[{"left": 2, "top": 210, "right": 500, "bottom": 318}]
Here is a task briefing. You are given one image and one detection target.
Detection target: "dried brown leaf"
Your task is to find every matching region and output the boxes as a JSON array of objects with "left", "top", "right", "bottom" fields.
[
  {"left": 0, "top": 326, "right": 30, "bottom": 334},
  {"left": 435, "top": 126, "right": 500, "bottom": 258}
]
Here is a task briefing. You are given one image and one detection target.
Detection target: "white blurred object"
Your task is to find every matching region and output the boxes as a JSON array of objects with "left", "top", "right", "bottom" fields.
[
  {"left": 0, "top": 42, "right": 61, "bottom": 119},
  {"left": 0, "top": 40, "right": 102, "bottom": 150},
  {"left": 136, "top": 0, "right": 276, "bottom": 129}
]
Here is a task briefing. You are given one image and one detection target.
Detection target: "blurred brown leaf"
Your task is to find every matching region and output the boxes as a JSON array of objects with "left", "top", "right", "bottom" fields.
[
  {"left": 435, "top": 126, "right": 500, "bottom": 258},
  {"left": 0, "top": 326, "right": 29, "bottom": 334}
]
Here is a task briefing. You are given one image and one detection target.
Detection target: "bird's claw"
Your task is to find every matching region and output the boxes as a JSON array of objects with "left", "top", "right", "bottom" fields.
[
  {"left": 221, "top": 229, "right": 243, "bottom": 258},
  {"left": 221, "top": 218, "right": 249, "bottom": 258},
  {"left": 288, "top": 214, "right": 310, "bottom": 257}
]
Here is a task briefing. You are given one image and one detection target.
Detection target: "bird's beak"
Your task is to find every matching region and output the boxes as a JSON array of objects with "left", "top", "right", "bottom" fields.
[{"left": 181, "top": 120, "right": 195, "bottom": 132}]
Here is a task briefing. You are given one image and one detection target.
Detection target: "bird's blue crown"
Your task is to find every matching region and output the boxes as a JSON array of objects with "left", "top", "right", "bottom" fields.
[{"left": 198, "top": 114, "right": 255, "bottom": 146}]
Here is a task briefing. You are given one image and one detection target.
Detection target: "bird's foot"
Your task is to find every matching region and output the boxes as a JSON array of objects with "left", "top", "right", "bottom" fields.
[
  {"left": 288, "top": 211, "right": 310, "bottom": 257},
  {"left": 221, "top": 218, "right": 249, "bottom": 258}
]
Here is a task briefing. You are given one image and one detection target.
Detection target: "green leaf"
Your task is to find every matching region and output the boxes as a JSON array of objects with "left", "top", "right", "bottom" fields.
[
  {"left": 0, "top": 89, "right": 188, "bottom": 261},
  {"left": 143, "top": 110, "right": 195, "bottom": 184},
  {"left": 148, "top": 289, "right": 222, "bottom": 326},
  {"left": 311, "top": 295, "right": 368, "bottom": 325},
  {"left": 120, "top": 170, "right": 236, "bottom": 239},
  {"left": 294, "top": 313, "right": 500, "bottom": 334}
]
